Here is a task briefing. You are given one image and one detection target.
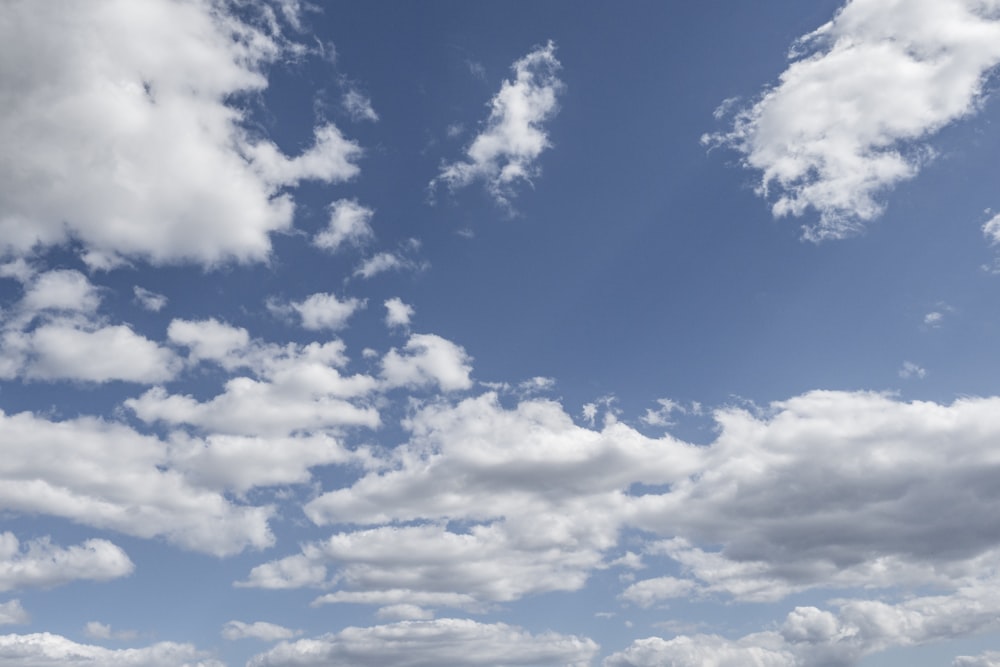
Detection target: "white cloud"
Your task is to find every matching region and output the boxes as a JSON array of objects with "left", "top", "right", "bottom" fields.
[
  {"left": 705, "top": 0, "right": 1000, "bottom": 240},
  {"left": 342, "top": 89, "right": 379, "bottom": 122},
  {"left": 433, "top": 41, "right": 564, "bottom": 206},
  {"left": 0, "top": 533, "right": 133, "bottom": 591},
  {"left": 168, "top": 318, "right": 250, "bottom": 365},
  {"left": 375, "top": 605, "right": 435, "bottom": 621},
  {"left": 21, "top": 270, "right": 101, "bottom": 314},
  {"left": 128, "top": 339, "right": 378, "bottom": 438},
  {"left": 0, "top": 601, "right": 28, "bottom": 626},
  {"left": 983, "top": 212, "right": 1000, "bottom": 245},
  {"left": 0, "top": 633, "right": 223, "bottom": 667},
  {"left": 221, "top": 620, "right": 301, "bottom": 641},
  {"left": 353, "top": 240, "right": 427, "bottom": 279},
  {"left": 133, "top": 286, "right": 168, "bottom": 312},
  {"left": 246, "top": 619, "right": 598, "bottom": 667},
  {"left": 923, "top": 311, "right": 944, "bottom": 327},
  {"left": 248, "top": 393, "right": 696, "bottom": 609},
  {"left": 24, "top": 323, "right": 179, "bottom": 383},
  {"left": 313, "top": 199, "right": 375, "bottom": 252},
  {"left": 0, "top": 0, "right": 360, "bottom": 267},
  {"left": 380, "top": 333, "right": 473, "bottom": 391},
  {"left": 83, "top": 622, "right": 136, "bottom": 641},
  {"left": 384, "top": 298, "right": 414, "bottom": 329},
  {"left": 0, "top": 411, "right": 274, "bottom": 556},
  {"left": 291, "top": 292, "right": 364, "bottom": 331},
  {"left": 608, "top": 577, "right": 1000, "bottom": 667}
]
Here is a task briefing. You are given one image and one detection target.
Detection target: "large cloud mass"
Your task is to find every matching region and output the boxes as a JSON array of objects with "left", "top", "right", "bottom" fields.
[
  {"left": 706, "top": 0, "right": 1000, "bottom": 239},
  {"left": 0, "top": 0, "right": 360, "bottom": 267}
]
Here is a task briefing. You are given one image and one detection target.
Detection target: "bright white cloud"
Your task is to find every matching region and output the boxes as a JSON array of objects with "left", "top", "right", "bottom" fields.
[
  {"left": 0, "top": 411, "right": 273, "bottom": 556},
  {"left": 314, "top": 199, "right": 375, "bottom": 252},
  {"left": 0, "top": 633, "right": 223, "bottom": 667},
  {"left": 24, "top": 323, "right": 179, "bottom": 383},
  {"left": 128, "top": 339, "right": 378, "bottom": 438},
  {"left": 342, "top": 89, "right": 379, "bottom": 122},
  {"left": 984, "top": 212, "right": 1000, "bottom": 245},
  {"left": 433, "top": 41, "right": 564, "bottom": 206},
  {"left": 705, "top": 0, "right": 1000, "bottom": 240},
  {"left": 0, "top": 533, "right": 133, "bottom": 592},
  {"left": 168, "top": 318, "right": 250, "bottom": 365},
  {"left": 619, "top": 576, "right": 696, "bottom": 608},
  {"left": 0, "top": 601, "right": 28, "bottom": 626},
  {"left": 380, "top": 333, "right": 473, "bottom": 391},
  {"left": 221, "top": 620, "right": 301, "bottom": 641},
  {"left": 291, "top": 292, "right": 365, "bottom": 331},
  {"left": 384, "top": 298, "right": 414, "bottom": 329},
  {"left": 21, "top": 270, "right": 101, "bottom": 314},
  {"left": 246, "top": 619, "right": 598, "bottom": 667},
  {"left": 0, "top": 0, "right": 360, "bottom": 267}
]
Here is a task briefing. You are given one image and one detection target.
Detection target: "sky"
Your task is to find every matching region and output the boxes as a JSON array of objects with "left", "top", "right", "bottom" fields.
[{"left": 2, "top": 0, "right": 1000, "bottom": 665}]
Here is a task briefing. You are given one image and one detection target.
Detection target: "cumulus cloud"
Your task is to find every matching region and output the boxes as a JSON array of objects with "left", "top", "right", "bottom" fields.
[
  {"left": 956, "top": 652, "right": 1000, "bottom": 667},
  {"left": 705, "top": 0, "right": 1000, "bottom": 240},
  {"left": 22, "top": 323, "right": 180, "bottom": 383},
  {"left": 246, "top": 619, "right": 598, "bottom": 667},
  {"left": 21, "top": 270, "right": 101, "bottom": 314},
  {"left": 313, "top": 199, "right": 375, "bottom": 252},
  {"left": 127, "top": 339, "right": 378, "bottom": 437},
  {"left": 168, "top": 318, "right": 250, "bottom": 365},
  {"left": 290, "top": 292, "right": 365, "bottom": 331},
  {"left": 221, "top": 620, "right": 301, "bottom": 641},
  {"left": 984, "top": 213, "right": 1000, "bottom": 245},
  {"left": 898, "top": 360, "right": 927, "bottom": 379},
  {"left": 0, "top": 0, "right": 360, "bottom": 267},
  {"left": 0, "top": 533, "right": 133, "bottom": 591},
  {"left": 380, "top": 334, "right": 474, "bottom": 391},
  {"left": 245, "top": 393, "right": 696, "bottom": 609},
  {"left": 609, "top": 577, "right": 1000, "bottom": 667},
  {"left": 0, "top": 411, "right": 273, "bottom": 556},
  {"left": 0, "top": 633, "right": 223, "bottom": 667},
  {"left": 432, "top": 41, "right": 564, "bottom": 206},
  {"left": 384, "top": 298, "right": 414, "bottom": 329},
  {"left": 353, "top": 240, "right": 426, "bottom": 280},
  {"left": 0, "top": 601, "right": 28, "bottom": 626}
]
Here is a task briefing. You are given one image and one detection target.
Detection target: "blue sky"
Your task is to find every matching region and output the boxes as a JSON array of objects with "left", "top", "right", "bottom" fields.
[{"left": 2, "top": 0, "right": 1000, "bottom": 665}]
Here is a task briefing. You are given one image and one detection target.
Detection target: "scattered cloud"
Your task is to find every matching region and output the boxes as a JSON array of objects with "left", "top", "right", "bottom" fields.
[
  {"left": 245, "top": 618, "right": 598, "bottom": 667},
  {"left": 83, "top": 622, "right": 137, "bottom": 641},
  {"left": 313, "top": 199, "right": 375, "bottom": 252},
  {"left": 132, "top": 286, "right": 167, "bottom": 312},
  {"left": 705, "top": 0, "right": 1000, "bottom": 240},
  {"left": 432, "top": 41, "right": 564, "bottom": 206},
  {"left": 384, "top": 297, "right": 414, "bottom": 329},
  {"left": 222, "top": 620, "right": 302, "bottom": 641},
  {"left": 380, "top": 333, "right": 473, "bottom": 391},
  {"left": 0, "top": 533, "right": 133, "bottom": 592},
  {"left": 0, "top": 601, "right": 28, "bottom": 626},
  {"left": 290, "top": 291, "right": 365, "bottom": 331},
  {"left": 342, "top": 89, "right": 379, "bottom": 122},
  {"left": 899, "top": 360, "right": 927, "bottom": 379}
]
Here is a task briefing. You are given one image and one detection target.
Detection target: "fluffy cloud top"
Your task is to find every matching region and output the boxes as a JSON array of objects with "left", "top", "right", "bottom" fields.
[
  {"left": 0, "top": 533, "right": 133, "bottom": 592},
  {"left": 433, "top": 41, "right": 564, "bottom": 206},
  {"left": 221, "top": 620, "right": 301, "bottom": 642},
  {"left": 705, "top": 0, "right": 1000, "bottom": 240},
  {"left": 314, "top": 199, "right": 375, "bottom": 252},
  {"left": 0, "top": 0, "right": 360, "bottom": 267}
]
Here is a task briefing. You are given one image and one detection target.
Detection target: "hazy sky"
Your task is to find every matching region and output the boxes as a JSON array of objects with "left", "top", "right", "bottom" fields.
[{"left": 2, "top": 1, "right": 1000, "bottom": 665}]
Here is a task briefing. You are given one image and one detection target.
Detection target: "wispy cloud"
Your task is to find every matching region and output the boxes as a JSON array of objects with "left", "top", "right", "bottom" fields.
[{"left": 432, "top": 41, "right": 564, "bottom": 207}]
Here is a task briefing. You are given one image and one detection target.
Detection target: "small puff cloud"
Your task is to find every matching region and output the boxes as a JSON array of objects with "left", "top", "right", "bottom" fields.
[
  {"left": 314, "top": 199, "right": 375, "bottom": 252},
  {"left": 432, "top": 41, "right": 564, "bottom": 206},
  {"left": 384, "top": 298, "right": 414, "bottom": 329}
]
